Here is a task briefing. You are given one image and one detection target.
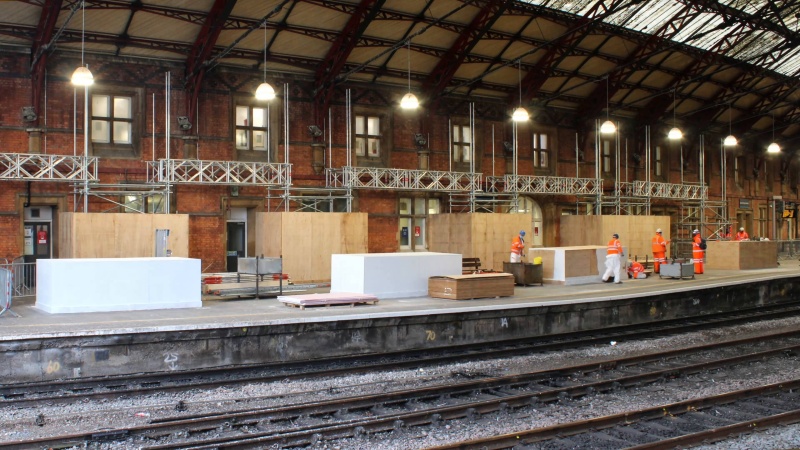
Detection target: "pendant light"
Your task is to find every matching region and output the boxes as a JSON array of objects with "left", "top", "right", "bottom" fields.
[
  {"left": 667, "top": 88, "right": 682, "bottom": 139},
  {"left": 71, "top": 0, "right": 93, "bottom": 86},
  {"left": 767, "top": 113, "right": 780, "bottom": 153},
  {"left": 600, "top": 76, "right": 615, "bottom": 133},
  {"left": 724, "top": 103, "right": 737, "bottom": 146},
  {"left": 400, "top": 39, "right": 419, "bottom": 109},
  {"left": 255, "top": 19, "right": 275, "bottom": 101},
  {"left": 511, "top": 59, "right": 528, "bottom": 122}
]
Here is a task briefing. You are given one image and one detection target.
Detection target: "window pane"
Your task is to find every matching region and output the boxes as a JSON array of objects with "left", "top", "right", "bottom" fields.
[
  {"left": 113, "top": 121, "right": 131, "bottom": 144},
  {"left": 452, "top": 125, "right": 459, "bottom": 141},
  {"left": 540, "top": 134, "right": 547, "bottom": 149},
  {"left": 92, "top": 95, "right": 109, "bottom": 117},
  {"left": 147, "top": 195, "right": 165, "bottom": 213},
  {"left": 123, "top": 195, "right": 142, "bottom": 213},
  {"left": 414, "top": 198, "right": 425, "bottom": 214},
  {"left": 367, "top": 116, "right": 379, "bottom": 135},
  {"left": 113, "top": 97, "right": 131, "bottom": 119},
  {"left": 235, "top": 129, "right": 248, "bottom": 149},
  {"left": 462, "top": 126, "right": 471, "bottom": 144},
  {"left": 428, "top": 198, "right": 440, "bottom": 214},
  {"left": 252, "top": 107, "right": 266, "bottom": 127},
  {"left": 235, "top": 106, "right": 249, "bottom": 126},
  {"left": 462, "top": 146, "right": 471, "bottom": 162},
  {"left": 399, "top": 217, "right": 411, "bottom": 247},
  {"left": 368, "top": 138, "right": 380, "bottom": 157},
  {"left": 92, "top": 120, "right": 110, "bottom": 143},
  {"left": 253, "top": 130, "right": 266, "bottom": 150},
  {"left": 540, "top": 151, "right": 548, "bottom": 168},
  {"left": 399, "top": 198, "right": 411, "bottom": 214},
  {"left": 355, "top": 137, "right": 366, "bottom": 156},
  {"left": 355, "top": 116, "right": 365, "bottom": 135}
]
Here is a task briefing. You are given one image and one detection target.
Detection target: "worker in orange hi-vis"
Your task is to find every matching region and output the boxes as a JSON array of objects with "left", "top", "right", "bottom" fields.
[
  {"left": 510, "top": 230, "right": 526, "bottom": 263},
  {"left": 651, "top": 228, "right": 668, "bottom": 274},
  {"left": 601, "top": 233, "right": 624, "bottom": 284},
  {"left": 735, "top": 227, "right": 750, "bottom": 241},
  {"left": 627, "top": 260, "right": 646, "bottom": 279},
  {"left": 692, "top": 229, "right": 705, "bottom": 274}
]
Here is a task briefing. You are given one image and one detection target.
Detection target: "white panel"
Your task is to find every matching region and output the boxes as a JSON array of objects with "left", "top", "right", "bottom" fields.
[
  {"left": 331, "top": 252, "right": 462, "bottom": 299},
  {"left": 36, "top": 258, "right": 201, "bottom": 313}
]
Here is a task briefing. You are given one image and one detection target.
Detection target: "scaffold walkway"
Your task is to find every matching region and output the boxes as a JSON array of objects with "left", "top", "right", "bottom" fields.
[
  {"left": 147, "top": 159, "right": 291, "bottom": 186},
  {"left": 0, "top": 153, "right": 97, "bottom": 181}
]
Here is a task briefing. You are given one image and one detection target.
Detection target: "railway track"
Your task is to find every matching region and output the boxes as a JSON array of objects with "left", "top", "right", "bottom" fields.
[
  {"left": 3, "top": 326, "right": 800, "bottom": 449},
  {"left": 3, "top": 300, "right": 800, "bottom": 409},
  {"left": 432, "top": 380, "right": 800, "bottom": 449}
]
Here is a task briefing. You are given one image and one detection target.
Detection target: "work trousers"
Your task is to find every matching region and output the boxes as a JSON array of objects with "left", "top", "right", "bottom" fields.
[{"left": 602, "top": 254, "right": 622, "bottom": 283}]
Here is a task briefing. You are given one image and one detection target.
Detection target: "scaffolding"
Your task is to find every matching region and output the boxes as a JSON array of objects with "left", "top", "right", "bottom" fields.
[{"left": 0, "top": 153, "right": 97, "bottom": 181}]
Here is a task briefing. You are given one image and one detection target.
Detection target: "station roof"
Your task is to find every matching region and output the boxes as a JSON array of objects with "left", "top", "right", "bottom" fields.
[{"left": 2, "top": 0, "right": 800, "bottom": 147}]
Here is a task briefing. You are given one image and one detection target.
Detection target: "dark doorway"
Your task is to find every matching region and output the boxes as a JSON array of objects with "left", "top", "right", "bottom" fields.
[{"left": 226, "top": 221, "right": 246, "bottom": 272}]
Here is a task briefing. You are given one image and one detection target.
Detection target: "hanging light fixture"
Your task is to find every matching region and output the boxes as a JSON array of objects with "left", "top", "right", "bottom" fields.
[
  {"left": 400, "top": 39, "right": 419, "bottom": 109},
  {"left": 767, "top": 113, "right": 781, "bottom": 153},
  {"left": 600, "top": 76, "right": 615, "bottom": 133},
  {"left": 724, "top": 102, "right": 737, "bottom": 146},
  {"left": 255, "top": 19, "right": 275, "bottom": 101},
  {"left": 511, "top": 59, "right": 528, "bottom": 122},
  {"left": 71, "top": 0, "right": 93, "bottom": 86},
  {"left": 668, "top": 88, "right": 682, "bottom": 140}
]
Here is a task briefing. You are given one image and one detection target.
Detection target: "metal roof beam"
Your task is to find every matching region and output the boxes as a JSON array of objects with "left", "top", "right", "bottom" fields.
[
  {"left": 183, "top": 0, "right": 237, "bottom": 129},
  {"left": 313, "top": 0, "right": 385, "bottom": 127},
  {"left": 29, "top": 0, "right": 65, "bottom": 128},
  {"left": 422, "top": 0, "right": 507, "bottom": 108}
]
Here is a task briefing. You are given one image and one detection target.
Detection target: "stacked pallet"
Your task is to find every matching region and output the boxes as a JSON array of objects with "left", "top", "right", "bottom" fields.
[{"left": 428, "top": 273, "right": 515, "bottom": 300}]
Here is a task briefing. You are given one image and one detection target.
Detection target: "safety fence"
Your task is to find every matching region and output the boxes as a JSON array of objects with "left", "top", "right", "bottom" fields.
[
  {"left": 776, "top": 240, "right": 800, "bottom": 261},
  {"left": 0, "top": 258, "right": 35, "bottom": 316}
]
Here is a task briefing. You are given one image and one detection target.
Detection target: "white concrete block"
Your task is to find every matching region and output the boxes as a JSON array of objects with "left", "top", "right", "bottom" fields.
[
  {"left": 36, "top": 257, "right": 202, "bottom": 313},
  {"left": 331, "top": 252, "right": 462, "bottom": 299}
]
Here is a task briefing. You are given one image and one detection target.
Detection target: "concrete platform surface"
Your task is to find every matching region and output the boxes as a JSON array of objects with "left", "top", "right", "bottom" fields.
[{"left": 1, "top": 266, "right": 798, "bottom": 339}]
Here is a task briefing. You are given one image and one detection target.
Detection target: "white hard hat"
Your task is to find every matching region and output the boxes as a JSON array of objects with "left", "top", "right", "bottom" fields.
[
  {"left": 656, "top": 228, "right": 662, "bottom": 233},
  {"left": 739, "top": 227, "right": 744, "bottom": 231},
  {"left": 693, "top": 229, "right": 700, "bottom": 234}
]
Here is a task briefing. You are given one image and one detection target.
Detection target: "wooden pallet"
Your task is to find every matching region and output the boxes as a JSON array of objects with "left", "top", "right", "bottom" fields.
[{"left": 278, "top": 292, "right": 379, "bottom": 310}]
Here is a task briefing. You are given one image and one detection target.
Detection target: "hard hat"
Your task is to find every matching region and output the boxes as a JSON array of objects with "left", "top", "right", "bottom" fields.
[
  {"left": 739, "top": 227, "right": 744, "bottom": 231},
  {"left": 656, "top": 228, "right": 662, "bottom": 233},
  {"left": 519, "top": 230, "right": 526, "bottom": 236},
  {"left": 693, "top": 229, "right": 700, "bottom": 234},
  {"left": 612, "top": 233, "right": 619, "bottom": 238}
]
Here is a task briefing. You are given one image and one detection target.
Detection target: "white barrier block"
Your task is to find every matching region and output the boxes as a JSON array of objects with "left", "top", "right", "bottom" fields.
[
  {"left": 36, "top": 257, "right": 201, "bottom": 313},
  {"left": 331, "top": 252, "right": 462, "bottom": 299}
]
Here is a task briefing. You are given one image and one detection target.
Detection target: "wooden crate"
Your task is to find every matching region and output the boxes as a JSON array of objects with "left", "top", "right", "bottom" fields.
[{"left": 428, "top": 273, "right": 515, "bottom": 300}]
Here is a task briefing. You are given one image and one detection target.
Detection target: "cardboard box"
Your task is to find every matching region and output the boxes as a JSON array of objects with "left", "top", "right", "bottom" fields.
[{"left": 428, "top": 273, "right": 514, "bottom": 300}]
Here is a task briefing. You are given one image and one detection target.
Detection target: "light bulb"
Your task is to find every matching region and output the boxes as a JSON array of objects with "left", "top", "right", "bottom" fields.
[
  {"left": 600, "top": 120, "right": 616, "bottom": 134},
  {"left": 668, "top": 127, "right": 682, "bottom": 140},
  {"left": 724, "top": 135, "right": 737, "bottom": 146},
  {"left": 255, "top": 82, "right": 275, "bottom": 101},
  {"left": 767, "top": 142, "right": 781, "bottom": 153},
  {"left": 512, "top": 107, "right": 529, "bottom": 122},
  {"left": 71, "top": 66, "right": 94, "bottom": 86},
  {"left": 400, "top": 92, "right": 419, "bottom": 109}
]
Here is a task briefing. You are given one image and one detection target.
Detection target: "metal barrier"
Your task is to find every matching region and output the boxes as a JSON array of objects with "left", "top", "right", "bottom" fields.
[
  {"left": 0, "top": 266, "right": 11, "bottom": 317},
  {"left": 776, "top": 240, "right": 800, "bottom": 261},
  {"left": 0, "top": 257, "right": 36, "bottom": 300}
]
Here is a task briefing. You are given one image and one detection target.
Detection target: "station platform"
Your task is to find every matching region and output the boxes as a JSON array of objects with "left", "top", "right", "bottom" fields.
[{"left": 1, "top": 266, "right": 799, "bottom": 383}]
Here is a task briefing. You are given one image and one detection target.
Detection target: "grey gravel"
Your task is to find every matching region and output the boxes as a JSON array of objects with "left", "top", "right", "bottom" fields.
[{"left": 2, "top": 316, "right": 800, "bottom": 449}]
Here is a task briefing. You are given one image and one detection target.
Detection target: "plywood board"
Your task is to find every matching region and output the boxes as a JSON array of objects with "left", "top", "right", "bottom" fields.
[
  {"left": 255, "top": 212, "right": 369, "bottom": 283},
  {"left": 59, "top": 213, "right": 189, "bottom": 258},
  {"left": 428, "top": 213, "right": 529, "bottom": 273},
  {"left": 560, "top": 215, "right": 670, "bottom": 263},
  {"left": 706, "top": 241, "right": 777, "bottom": 270}
]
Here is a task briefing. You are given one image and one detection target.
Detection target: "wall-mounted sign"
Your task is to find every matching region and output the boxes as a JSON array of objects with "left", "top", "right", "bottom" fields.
[{"left": 739, "top": 199, "right": 750, "bottom": 209}]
